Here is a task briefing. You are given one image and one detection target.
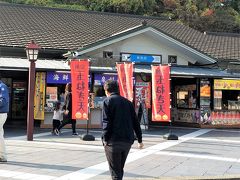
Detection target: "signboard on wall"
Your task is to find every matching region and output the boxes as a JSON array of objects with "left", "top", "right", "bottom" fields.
[
  {"left": 214, "top": 79, "right": 240, "bottom": 90},
  {"left": 45, "top": 87, "right": 58, "bottom": 112},
  {"left": 121, "top": 53, "right": 162, "bottom": 63},
  {"left": 47, "top": 71, "right": 71, "bottom": 84},
  {"left": 200, "top": 79, "right": 211, "bottom": 124},
  {"left": 200, "top": 80, "right": 211, "bottom": 97},
  {"left": 94, "top": 74, "right": 118, "bottom": 85},
  {"left": 34, "top": 72, "right": 46, "bottom": 120},
  {"left": 135, "top": 81, "right": 151, "bottom": 109}
]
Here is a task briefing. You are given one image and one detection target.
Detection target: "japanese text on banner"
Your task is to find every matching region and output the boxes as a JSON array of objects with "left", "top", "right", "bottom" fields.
[
  {"left": 71, "top": 60, "right": 89, "bottom": 120},
  {"left": 34, "top": 72, "right": 46, "bottom": 120},
  {"left": 152, "top": 65, "right": 170, "bottom": 122}
]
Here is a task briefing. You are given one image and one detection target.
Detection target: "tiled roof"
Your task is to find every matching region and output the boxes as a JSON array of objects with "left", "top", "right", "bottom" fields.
[{"left": 0, "top": 3, "right": 239, "bottom": 61}]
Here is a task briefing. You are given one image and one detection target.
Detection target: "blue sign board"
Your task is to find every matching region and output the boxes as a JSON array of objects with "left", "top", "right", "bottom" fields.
[
  {"left": 47, "top": 71, "right": 92, "bottom": 84},
  {"left": 94, "top": 74, "right": 118, "bottom": 85},
  {"left": 122, "top": 53, "right": 161, "bottom": 63},
  {"left": 47, "top": 72, "right": 71, "bottom": 84}
]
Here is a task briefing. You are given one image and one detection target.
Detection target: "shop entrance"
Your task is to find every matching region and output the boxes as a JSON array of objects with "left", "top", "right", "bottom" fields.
[{"left": 12, "top": 81, "right": 27, "bottom": 121}]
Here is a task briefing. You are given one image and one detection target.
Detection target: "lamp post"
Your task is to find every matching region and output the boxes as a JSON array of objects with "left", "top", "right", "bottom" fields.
[{"left": 26, "top": 40, "right": 40, "bottom": 141}]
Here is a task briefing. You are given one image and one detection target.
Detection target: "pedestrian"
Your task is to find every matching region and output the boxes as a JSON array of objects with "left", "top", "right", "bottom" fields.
[
  {"left": 57, "top": 83, "right": 78, "bottom": 136},
  {"left": 0, "top": 80, "right": 9, "bottom": 162},
  {"left": 52, "top": 102, "right": 64, "bottom": 136},
  {"left": 102, "top": 80, "right": 144, "bottom": 180}
]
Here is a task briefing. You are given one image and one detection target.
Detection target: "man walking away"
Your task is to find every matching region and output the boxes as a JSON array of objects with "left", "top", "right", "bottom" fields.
[
  {"left": 0, "top": 80, "right": 9, "bottom": 162},
  {"left": 102, "top": 80, "right": 144, "bottom": 180}
]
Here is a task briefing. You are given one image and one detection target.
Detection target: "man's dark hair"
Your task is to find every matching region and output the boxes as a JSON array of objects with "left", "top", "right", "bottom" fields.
[{"left": 104, "top": 80, "right": 119, "bottom": 93}]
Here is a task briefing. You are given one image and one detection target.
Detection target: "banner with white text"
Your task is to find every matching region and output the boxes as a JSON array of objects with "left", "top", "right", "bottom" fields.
[
  {"left": 71, "top": 60, "right": 89, "bottom": 120},
  {"left": 152, "top": 65, "right": 170, "bottom": 122}
]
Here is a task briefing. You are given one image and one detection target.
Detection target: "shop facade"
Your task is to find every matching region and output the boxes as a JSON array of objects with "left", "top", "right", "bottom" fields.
[
  {"left": 170, "top": 67, "right": 240, "bottom": 128},
  {"left": 1, "top": 57, "right": 240, "bottom": 129},
  {"left": 1, "top": 26, "right": 240, "bottom": 129}
]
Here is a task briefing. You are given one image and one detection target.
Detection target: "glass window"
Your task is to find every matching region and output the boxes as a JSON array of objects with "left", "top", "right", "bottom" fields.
[
  {"left": 177, "top": 91, "right": 188, "bottom": 108},
  {"left": 168, "top": 55, "right": 177, "bottom": 64},
  {"left": 214, "top": 90, "right": 240, "bottom": 110},
  {"left": 222, "top": 90, "right": 240, "bottom": 110},
  {"left": 177, "top": 90, "right": 197, "bottom": 108},
  {"left": 176, "top": 84, "right": 197, "bottom": 109}
]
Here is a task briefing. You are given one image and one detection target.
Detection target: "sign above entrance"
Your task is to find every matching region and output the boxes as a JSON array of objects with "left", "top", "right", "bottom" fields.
[
  {"left": 214, "top": 79, "right": 240, "bottom": 90},
  {"left": 47, "top": 71, "right": 71, "bottom": 84},
  {"left": 94, "top": 74, "right": 118, "bottom": 86},
  {"left": 121, "top": 53, "right": 162, "bottom": 63}
]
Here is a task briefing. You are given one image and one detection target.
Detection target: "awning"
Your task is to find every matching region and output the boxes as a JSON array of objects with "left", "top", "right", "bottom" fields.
[
  {"left": 0, "top": 57, "right": 116, "bottom": 72},
  {"left": 0, "top": 57, "right": 239, "bottom": 78},
  {"left": 0, "top": 57, "right": 69, "bottom": 71},
  {"left": 171, "top": 66, "right": 240, "bottom": 78},
  {"left": 134, "top": 65, "right": 240, "bottom": 78}
]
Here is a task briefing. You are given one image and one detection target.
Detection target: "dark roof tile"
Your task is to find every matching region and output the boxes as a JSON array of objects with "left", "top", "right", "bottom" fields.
[{"left": 0, "top": 3, "right": 239, "bottom": 60}]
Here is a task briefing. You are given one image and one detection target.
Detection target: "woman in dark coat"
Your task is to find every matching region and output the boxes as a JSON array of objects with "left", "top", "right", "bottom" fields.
[{"left": 56, "top": 83, "right": 78, "bottom": 136}]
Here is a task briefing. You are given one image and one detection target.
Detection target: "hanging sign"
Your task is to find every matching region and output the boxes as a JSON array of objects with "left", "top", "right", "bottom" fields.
[
  {"left": 135, "top": 81, "right": 151, "bottom": 109},
  {"left": 34, "top": 72, "right": 46, "bottom": 120},
  {"left": 200, "top": 79, "right": 211, "bottom": 97},
  {"left": 94, "top": 74, "right": 118, "bottom": 85},
  {"left": 116, "top": 62, "right": 133, "bottom": 102},
  {"left": 71, "top": 60, "right": 89, "bottom": 120},
  {"left": 152, "top": 65, "right": 170, "bottom": 122},
  {"left": 214, "top": 79, "right": 240, "bottom": 90},
  {"left": 47, "top": 71, "right": 71, "bottom": 84},
  {"left": 122, "top": 53, "right": 162, "bottom": 63}
]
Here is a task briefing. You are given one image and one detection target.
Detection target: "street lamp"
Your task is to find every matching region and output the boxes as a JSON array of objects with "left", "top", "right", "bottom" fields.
[{"left": 26, "top": 40, "right": 40, "bottom": 141}]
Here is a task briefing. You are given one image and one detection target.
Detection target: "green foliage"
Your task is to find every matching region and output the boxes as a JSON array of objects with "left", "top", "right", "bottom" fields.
[
  {"left": 192, "top": 7, "right": 240, "bottom": 33},
  {"left": 24, "top": 0, "right": 54, "bottom": 6},
  {"left": 211, "top": 7, "right": 240, "bottom": 33},
  {"left": 1, "top": 0, "right": 240, "bottom": 33},
  {"left": 82, "top": 0, "right": 154, "bottom": 15}
]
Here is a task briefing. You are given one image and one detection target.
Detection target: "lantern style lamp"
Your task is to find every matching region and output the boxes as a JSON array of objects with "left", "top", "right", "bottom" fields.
[
  {"left": 26, "top": 40, "right": 40, "bottom": 141},
  {"left": 26, "top": 40, "right": 39, "bottom": 61}
]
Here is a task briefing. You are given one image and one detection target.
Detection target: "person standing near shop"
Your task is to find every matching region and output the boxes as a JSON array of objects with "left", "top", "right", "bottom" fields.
[
  {"left": 57, "top": 83, "right": 78, "bottom": 136},
  {"left": 0, "top": 80, "right": 9, "bottom": 162},
  {"left": 102, "top": 80, "right": 144, "bottom": 180},
  {"left": 52, "top": 102, "right": 64, "bottom": 136}
]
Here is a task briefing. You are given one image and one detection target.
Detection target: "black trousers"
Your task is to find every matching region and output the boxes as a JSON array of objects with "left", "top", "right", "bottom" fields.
[
  {"left": 58, "top": 119, "right": 76, "bottom": 133},
  {"left": 52, "top": 119, "right": 61, "bottom": 132},
  {"left": 104, "top": 142, "right": 132, "bottom": 180}
]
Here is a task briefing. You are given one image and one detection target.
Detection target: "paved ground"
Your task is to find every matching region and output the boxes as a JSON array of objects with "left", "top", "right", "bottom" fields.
[{"left": 1, "top": 126, "right": 240, "bottom": 180}]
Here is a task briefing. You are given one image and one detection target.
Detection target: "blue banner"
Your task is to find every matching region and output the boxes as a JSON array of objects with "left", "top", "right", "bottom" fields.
[
  {"left": 94, "top": 74, "right": 118, "bottom": 85},
  {"left": 47, "top": 72, "right": 71, "bottom": 84}
]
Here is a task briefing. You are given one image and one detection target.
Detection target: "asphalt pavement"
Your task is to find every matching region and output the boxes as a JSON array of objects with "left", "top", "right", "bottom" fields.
[{"left": 1, "top": 125, "right": 240, "bottom": 180}]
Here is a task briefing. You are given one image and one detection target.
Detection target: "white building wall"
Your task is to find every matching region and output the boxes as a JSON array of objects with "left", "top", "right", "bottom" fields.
[{"left": 84, "top": 33, "right": 196, "bottom": 66}]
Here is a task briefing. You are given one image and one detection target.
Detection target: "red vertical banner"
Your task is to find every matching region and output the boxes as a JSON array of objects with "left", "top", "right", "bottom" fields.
[
  {"left": 116, "top": 63, "right": 133, "bottom": 102},
  {"left": 152, "top": 65, "right": 170, "bottom": 122},
  {"left": 71, "top": 60, "right": 89, "bottom": 120}
]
